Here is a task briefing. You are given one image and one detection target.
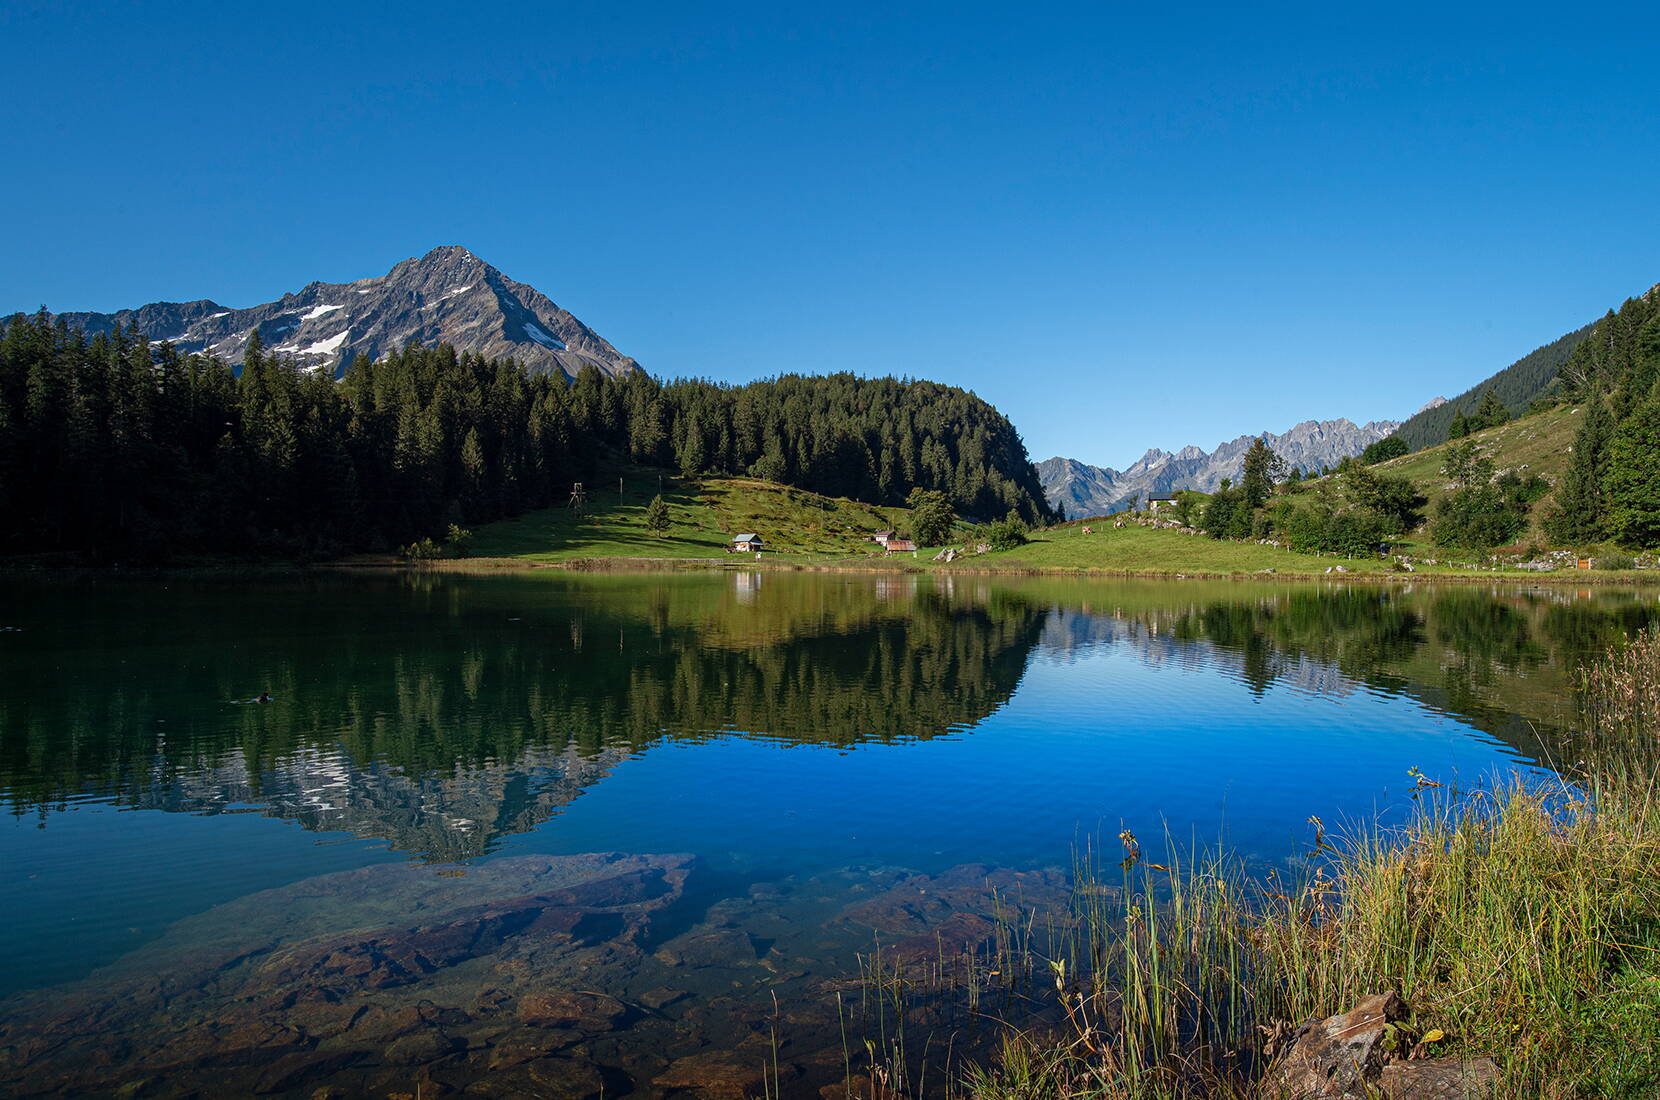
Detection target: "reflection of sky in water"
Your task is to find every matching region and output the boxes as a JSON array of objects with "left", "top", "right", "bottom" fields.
[{"left": 512, "top": 636, "right": 1541, "bottom": 881}]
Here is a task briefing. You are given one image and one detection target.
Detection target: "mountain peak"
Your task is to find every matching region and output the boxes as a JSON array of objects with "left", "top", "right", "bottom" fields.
[
  {"left": 48, "top": 248, "right": 639, "bottom": 381},
  {"left": 410, "top": 244, "right": 487, "bottom": 270},
  {"left": 1040, "top": 415, "right": 1401, "bottom": 518}
]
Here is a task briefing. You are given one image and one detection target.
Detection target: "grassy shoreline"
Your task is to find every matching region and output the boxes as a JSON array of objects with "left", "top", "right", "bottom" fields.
[
  {"left": 316, "top": 551, "right": 1660, "bottom": 586},
  {"left": 953, "top": 631, "right": 1660, "bottom": 1100}
]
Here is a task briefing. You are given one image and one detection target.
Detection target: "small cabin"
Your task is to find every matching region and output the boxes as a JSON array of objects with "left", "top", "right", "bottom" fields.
[
  {"left": 1147, "top": 495, "right": 1178, "bottom": 512},
  {"left": 871, "top": 529, "right": 896, "bottom": 544},
  {"left": 883, "top": 538, "right": 916, "bottom": 553},
  {"left": 731, "top": 534, "right": 764, "bottom": 553}
]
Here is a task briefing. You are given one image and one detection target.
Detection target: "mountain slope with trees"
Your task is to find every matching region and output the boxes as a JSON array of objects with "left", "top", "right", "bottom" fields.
[{"left": 0, "top": 311, "right": 1052, "bottom": 562}]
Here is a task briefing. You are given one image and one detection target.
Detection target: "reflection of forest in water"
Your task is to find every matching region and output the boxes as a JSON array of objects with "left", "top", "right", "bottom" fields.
[
  {"left": 0, "top": 572, "right": 1047, "bottom": 860},
  {"left": 2, "top": 574, "right": 1654, "bottom": 860},
  {"left": 1036, "top": 584, "right": 1660, "bottom": 763}
]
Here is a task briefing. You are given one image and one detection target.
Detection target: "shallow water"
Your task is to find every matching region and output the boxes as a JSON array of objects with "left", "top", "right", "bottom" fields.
[{"left": 0, "top": 572, "right": 1654, "bottom": 1096}]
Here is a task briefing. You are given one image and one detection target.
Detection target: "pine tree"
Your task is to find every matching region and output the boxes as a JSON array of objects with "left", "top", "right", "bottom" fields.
[
  {"left": 1605, "top": 384, "right": 1660, "bottom": 548},
  {"left": 460, "top": 427, "right": 488, "bottom": 520},
  {"left": 1543, "top": 393, "right": 1613, "bottom": 545},
  {"left": 643, "top": 494, "right": 671, "bottom": 538},
  {"left": 1472, "top": 388, "right": 1508, "bottom": 431},
  {"left": 1240, "top": 437, "right": 1285, "bottom": 511}
]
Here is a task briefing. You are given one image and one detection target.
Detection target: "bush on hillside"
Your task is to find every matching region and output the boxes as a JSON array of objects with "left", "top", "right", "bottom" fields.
[{"left": 986, "top": 513, "right": 1029, "bottom": 551}]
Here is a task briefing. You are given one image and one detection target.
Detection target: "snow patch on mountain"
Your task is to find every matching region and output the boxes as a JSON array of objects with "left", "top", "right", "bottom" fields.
[
  {"left": 301, "top": 331, "right": 349, "bottom": 356},
  {"left": 523, "top": 320, "right": 566, "bottom": 349}
]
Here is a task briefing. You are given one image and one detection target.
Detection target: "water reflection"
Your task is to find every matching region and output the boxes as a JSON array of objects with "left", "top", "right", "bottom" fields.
[
  {"left": 3, "top": 576, "right": 1655, "bottom": 863},
  {"left": 1, "top": 574, "right": 1657, "bottom": 1097}
]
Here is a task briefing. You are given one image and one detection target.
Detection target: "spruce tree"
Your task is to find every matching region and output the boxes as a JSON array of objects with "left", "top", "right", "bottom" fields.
[
  {"left": 1472, "top": 388, "right": 1508, "bottom": 431},
  {"left": 1240, "top": 437, "right": 1285, "bottom": 511},
  {"left": 460, "top": 427, "right": 488, "bottom": 519},
  {"left": 1543, "top": 393, "right": 1613, "bottom": 545},
  {"left": 643, "top": 493, "right": 671, "bottom": 538},
  {"left": 1605, "top": 383, "right": 1660, "bottom": 548}
]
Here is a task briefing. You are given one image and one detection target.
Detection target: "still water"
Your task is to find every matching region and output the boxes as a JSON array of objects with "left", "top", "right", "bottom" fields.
[{"left": 0, "top": 572, "right": 1654, "bottom": 1097}]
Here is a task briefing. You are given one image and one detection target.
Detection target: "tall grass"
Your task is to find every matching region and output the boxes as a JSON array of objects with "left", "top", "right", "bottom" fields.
[{"left": 961, "top": 628, "right": 1660, "bottom": 1099}]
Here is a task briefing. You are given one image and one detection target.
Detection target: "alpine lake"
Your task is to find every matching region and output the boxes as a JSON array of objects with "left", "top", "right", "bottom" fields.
[{"left": 1, "top": 570, "right": 1656, "bottom": 1099}]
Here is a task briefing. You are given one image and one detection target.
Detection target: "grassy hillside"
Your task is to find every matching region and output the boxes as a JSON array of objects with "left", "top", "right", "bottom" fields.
[
  {"left": 961, "top": 523, "right": 1405, "bottom": 575},
  {"left": 470, "top": 473, "right": 970, "bottom": 564},
  {"left": 1370, "top": 403, "right": 1581, "bottom": 546},
  {"left": 458, "top": 408, "right": 1653, "bottom": 578}
]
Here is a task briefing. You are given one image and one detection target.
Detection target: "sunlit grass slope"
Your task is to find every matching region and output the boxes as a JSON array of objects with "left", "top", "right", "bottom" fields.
[
  {"left": 970, "top": 523, "right": 1398, "bottom": 574},
  {"left": 1370, "top": 404, "right": 1580, "bottom": 544},
  {"left": 471, "top": 474, "right": 966, "bottom": 563}
]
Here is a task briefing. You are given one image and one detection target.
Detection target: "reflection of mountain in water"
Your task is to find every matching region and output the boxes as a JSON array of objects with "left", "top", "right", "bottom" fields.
[
  {"left": 127, "top": 743, "right": 633, "bottom": 862},
  {"left": 0, "top": 573, "right": 1049, "bottom": 859},
  {"left": 4, "top": 574, "right": 1655, "bottom": 859}
]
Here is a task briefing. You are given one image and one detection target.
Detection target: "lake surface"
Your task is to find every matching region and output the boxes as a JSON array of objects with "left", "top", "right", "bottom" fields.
[{"left": 1, "top": 571, "right": 1655, "bottom": 1097}]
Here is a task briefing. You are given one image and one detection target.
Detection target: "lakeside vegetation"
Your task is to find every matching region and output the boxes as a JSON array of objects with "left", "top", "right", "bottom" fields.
[{"left": 953, "top": 627, "right": 1660, "bottom": 1099}]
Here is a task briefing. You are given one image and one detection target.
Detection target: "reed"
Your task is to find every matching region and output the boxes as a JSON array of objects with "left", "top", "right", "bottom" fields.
[{"left": 960, "top": 628, "right": 1660, "bottom": 1099}]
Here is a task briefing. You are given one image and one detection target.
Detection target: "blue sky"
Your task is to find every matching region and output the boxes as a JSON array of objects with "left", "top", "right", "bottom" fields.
[{"left": 4, "top": 2, "right": 1657, "bottom": 468}]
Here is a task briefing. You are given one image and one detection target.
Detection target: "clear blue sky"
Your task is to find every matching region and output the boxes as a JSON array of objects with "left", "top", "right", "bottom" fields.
[{"left": 4, "top": 2, "right": 1657, "bottom": 468}]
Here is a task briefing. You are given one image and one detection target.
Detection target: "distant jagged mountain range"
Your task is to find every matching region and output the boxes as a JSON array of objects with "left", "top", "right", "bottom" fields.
[
  {"left": 1038, "top": 417, "right": 1401, "bottom": 518},
  {"left": 50, "top": 245, "right": 639, "bottom": 380}
]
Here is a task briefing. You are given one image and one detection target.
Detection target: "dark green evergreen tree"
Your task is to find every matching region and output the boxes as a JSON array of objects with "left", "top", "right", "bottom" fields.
[
  {"left": 1360, "top": 437, "right": 1408, "bottom": 465},
  {"left": 1543, "top": 393, "right": 1613, "bottom": 545},
  {"left": 1240, "top": 437, "right": 1285, "bottom": 511},
  {"left": 1471, "top": 388, "right": 1509, "bottom": 432},
  {"left": 1605, "top": 383, "right": 1660, "bottom": 548},
  {"left": 643, "top": 493, "right": 671, "bottom": 538}
]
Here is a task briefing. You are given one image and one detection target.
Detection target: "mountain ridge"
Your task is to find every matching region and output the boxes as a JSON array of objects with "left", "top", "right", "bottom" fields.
[
  {"left": 1039, "top": 416, "right": 1399, "bottom": 518},
  {"left": 45, "top": 245, "right": 639, "bottom": 381}
]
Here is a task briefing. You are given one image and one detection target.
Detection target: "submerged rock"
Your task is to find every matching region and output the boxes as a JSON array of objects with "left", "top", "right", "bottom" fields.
[
  {"left": 517, "top": 991, "right": 628, "bottom": 1031},
  {"left": 654, "top": 1049, "right": 797, "bottom": 1099},
  {"left": 0, "top": 852, "right": 696, "bottom": 1098},
  {"left": 654, "top": 927, "right": 760, "bottom": 969}
]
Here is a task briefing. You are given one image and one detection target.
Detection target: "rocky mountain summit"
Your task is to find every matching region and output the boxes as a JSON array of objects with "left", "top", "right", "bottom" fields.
[
  {"left": 1039, "top": 417, "right": 1399, "bottom": 518},
  {"left": 51, "top": 245, "right": 639, "bottom": 380}
]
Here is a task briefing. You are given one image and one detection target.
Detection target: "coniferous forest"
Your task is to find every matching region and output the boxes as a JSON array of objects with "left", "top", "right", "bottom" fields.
[
  {"left": 1545, "top": 287, "right": 1660, "bottom": 547},
  {"left": 0, "top": 311, "right": 1054, "bottom": 561}
]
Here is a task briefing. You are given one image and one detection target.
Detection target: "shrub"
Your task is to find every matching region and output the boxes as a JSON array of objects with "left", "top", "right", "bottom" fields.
[
  {"left": 986, "top": 514, "right": 1029, "bottom": 551},
  {"left": 445, "top": 524, "right": 474, "bottom": 557},
  {"left": 399, "top": 537, "right": 443, "bottom": 561},
  {"left": 1596, "top": 553, "right": 1635, "bottom": 571}
]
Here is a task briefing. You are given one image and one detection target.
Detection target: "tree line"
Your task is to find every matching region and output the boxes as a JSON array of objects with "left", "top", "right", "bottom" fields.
[
  {"left": 0, "top": 311, "right": 1053, "bottom": 560},
  {"left": 1545, "top": 288, "right": 1660, "bottom": 547}
]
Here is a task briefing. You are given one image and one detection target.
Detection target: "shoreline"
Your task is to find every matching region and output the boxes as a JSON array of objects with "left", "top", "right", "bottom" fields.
[
  {"left": 4, "top": 553, "right": 1656, "bottom": 586},
  {"left": 320, "top": 554, "right": 1660, "bottom": 585}
]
